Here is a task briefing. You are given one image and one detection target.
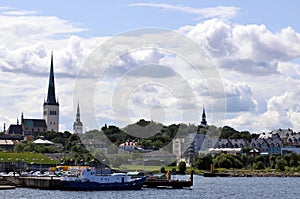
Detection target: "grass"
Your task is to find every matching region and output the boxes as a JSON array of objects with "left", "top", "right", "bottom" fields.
[
  {"left": 117, "top": 164, "right": 203, "bottom": 174},
  {"left": 118, "top": 165, "right": 161, "bottom": 172},
  {"left": 0, "top": 152, "right": 56, "bottom": 164}
]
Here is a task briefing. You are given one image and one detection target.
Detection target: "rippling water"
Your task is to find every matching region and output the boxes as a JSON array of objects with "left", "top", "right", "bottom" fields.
[{"left": 1, "top": 176, "right": 299, "bottom": 199}]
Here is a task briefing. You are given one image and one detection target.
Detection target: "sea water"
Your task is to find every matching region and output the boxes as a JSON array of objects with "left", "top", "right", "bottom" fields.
[{"left": 0, "top": 175, "right": 299, "bottom": 199}]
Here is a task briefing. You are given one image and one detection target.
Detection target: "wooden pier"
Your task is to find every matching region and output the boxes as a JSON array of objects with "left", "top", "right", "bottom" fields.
[{"left": 0, "top": 177, "right": 16, "bottom": 190}]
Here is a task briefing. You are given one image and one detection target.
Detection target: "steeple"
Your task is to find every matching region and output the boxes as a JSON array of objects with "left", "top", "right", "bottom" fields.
[
  {"left": 43, "top": 52, "right": 59, "bottom": 132},
  {"left": 44, "top": 52, "right": 59, "bottom": 106},
  {"left": 73, "top": 102, "right": 83, "bottom": 134},
  {"left": 200, "top": 106, "right": 207, "bottom": 127},
  {"left": 76, "top": 103, "right": 81, "bottom": 123}
]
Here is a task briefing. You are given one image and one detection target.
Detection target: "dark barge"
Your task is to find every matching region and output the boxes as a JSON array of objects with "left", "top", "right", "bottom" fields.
[{"left": 143, "top": 171, "right": 193, "bottom": 189}]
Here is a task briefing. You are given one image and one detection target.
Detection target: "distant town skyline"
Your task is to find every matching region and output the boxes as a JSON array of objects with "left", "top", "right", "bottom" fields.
[{"left": 1, "top": 1, "right": 300, "bottom": 133}]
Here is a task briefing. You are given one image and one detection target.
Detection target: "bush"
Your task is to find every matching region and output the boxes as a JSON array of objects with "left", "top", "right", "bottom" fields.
[
  {"left": 178, "top": 161, "right": 186, "bottom": 174},
  {"left": 253, "top": 161, "right": 265, "bottom": 170},
  {"left": 275, "top": 158, "right": 287, "bottom": 172},
  {"left": 193, "top": 154, "right": 213, "bottom": 171}
]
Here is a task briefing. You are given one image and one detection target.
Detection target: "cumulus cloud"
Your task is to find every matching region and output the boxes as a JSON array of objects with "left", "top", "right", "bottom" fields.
[
  {"left": 2, "top": 5, "right": 300, "bottom": 133},
  {"left": 181, "top": 19, "right": 300, "bottom": 76},
  {"left": 223, "top": 91, "right": 300, "bottom": 132},
  {"left": 223, "top": 79, "right": 257, "bottom": 113},
  {"left": 277, "top": 62, "right": 300, "bottom": 79}
]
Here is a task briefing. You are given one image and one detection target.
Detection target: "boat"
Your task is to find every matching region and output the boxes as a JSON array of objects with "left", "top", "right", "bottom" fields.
[
  {"left": 143, "top": 171, "right": 193, "bottom": 189},
  {"left": 60, "top": 168, "right": 147, "bottom": 191},
  {"left": 203, "top": 172, "right": 229, "bottom": 177}
]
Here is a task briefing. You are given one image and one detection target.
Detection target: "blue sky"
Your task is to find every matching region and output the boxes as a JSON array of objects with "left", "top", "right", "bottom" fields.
[
  {"left": 2, "top": 0, "right": 299, "bottom": 36},
  {"left": 1, "top": 1, "right": 300, "bottom": 133}
]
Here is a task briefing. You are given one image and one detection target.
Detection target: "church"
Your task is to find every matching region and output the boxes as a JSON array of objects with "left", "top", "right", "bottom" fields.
[{"left": 6, "top": 52, "right": 60, "bottom": 136}]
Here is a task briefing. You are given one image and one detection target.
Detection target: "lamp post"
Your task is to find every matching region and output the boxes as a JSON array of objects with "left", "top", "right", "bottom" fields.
[{"left": 40, "top": 159, "right": 44, "bottom": 171}]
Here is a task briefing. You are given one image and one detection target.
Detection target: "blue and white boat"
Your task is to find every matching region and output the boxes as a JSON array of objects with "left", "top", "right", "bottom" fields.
[{"left": 60, "top": 168, "right": 146, "bottom": 191}]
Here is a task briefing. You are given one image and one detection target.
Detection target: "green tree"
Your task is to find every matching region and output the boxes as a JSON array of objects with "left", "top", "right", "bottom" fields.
[
  {"left": 193, "top": 154, "right": 213, "bottom": 171},
  {"left": 269, "top": 155, "right": 278, "bottom": 169},
  {"left": 178, "top": 161, "right": 187, "bottom": 174},
  {"left": 289, "top": 152, "right": 299, "bottom": 167},
  {"left": 275, "top": 158, "right": 287, "bottom": 172},
  {"left": 253, "top": 161, "right": 265, "bottom": 170},
  {"left": 14, "top": 143, "right": 25, "bottom": 152}
]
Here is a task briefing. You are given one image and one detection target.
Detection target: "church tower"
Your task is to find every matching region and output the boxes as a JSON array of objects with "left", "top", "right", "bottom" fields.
[
  {"left": 73, "top": 103, "right": 83, "bottom": 134},
  {"left": 200, "top": 106, "right": 208, "bottom": 127},
  {"left": 43, "top": 52, "right": 59, "bottom": 132}
]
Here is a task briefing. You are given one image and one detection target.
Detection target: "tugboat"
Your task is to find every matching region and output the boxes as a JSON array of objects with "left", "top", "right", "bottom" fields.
[{"left": 60, "top": 168, "right": 146, "bottom": 191}]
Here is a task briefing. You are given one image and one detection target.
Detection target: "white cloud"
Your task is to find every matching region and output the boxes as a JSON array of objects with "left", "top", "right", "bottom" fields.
[
  {"left": 223, "top": 91, "right": 300, "bottom": 133},
  {"left": 0, "top": 14, "right": 86, "bottom": 49},
  {"left": 3, "top": 10, "right": 38, "bottom": 16},
  {"left": 277, "top": 62, "right": 300, "bottom": 79},
  {"left": 180, "top": 19, "right": 300, "bottom": 76},
  {"left": 130, "top": 3, "right": 239, "bottom": 20},
  {"left": 2, "top": 6, "right": 300, "bottom": 134},
  {"left": 223, "top": 79, "right": 257, "bottom": 113}
]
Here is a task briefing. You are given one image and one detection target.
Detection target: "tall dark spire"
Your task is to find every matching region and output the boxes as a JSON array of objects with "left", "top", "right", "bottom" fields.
[
  {"left": 44, "top": 52, "right": 59, "bottom": 105},
  {"left": 201, "top": 106, "right": 207, "bottom": 127}
]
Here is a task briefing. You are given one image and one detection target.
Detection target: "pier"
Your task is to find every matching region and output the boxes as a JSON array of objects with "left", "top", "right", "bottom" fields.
[{"left": 4, "top": 176, "right": 61, "bottom": 189}]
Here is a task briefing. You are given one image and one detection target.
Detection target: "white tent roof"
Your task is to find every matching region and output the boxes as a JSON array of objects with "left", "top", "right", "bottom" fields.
[{"left": 33, "top": 138, "right": 54, "bottom": 145}]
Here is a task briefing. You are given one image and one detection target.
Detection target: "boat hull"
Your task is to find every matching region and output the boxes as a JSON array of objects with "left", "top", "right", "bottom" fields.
[{"left": 60, "top": 177, "right": 146, "bottom": 191}]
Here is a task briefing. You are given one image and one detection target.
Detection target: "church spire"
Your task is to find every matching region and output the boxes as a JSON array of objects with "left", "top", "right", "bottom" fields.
[
  {"left": 44, "top": 52, "right": 59, "bottom": 105},
  {"left": 76, "top": 102, "right": 81, "bottom": 122},
  {"left": 73, "top": 102, "right": 83, "bottom": 134},
  {"left": 200, "top": 106, "right": 208, "bottom": 127}
]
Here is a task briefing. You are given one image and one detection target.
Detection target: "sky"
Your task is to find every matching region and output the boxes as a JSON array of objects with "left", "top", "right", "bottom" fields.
[{"left": 1, "top": 1, "right": 300, "bottom": 133}]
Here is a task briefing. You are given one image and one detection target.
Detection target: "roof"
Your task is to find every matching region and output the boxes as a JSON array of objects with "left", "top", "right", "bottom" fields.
[
  {"left": 0, "top": 140, "right": 19, "bottom": 145},
  {"left": 6, "top": 124, "right": 22, "bottom": 135},
  {"left": 209, "top": 148, "right": 242, "bottom": 152},
  {"left": 23, "top": 119, "right": 47, "bottom": 128},
  {"left": 33, "top": 138, "right": 54, "bottom": 145},
  {"left": 250, "top": 149, "right": 259, "bottom": 153},
  {"left": 218, "top": 139, "right": 248, "bottom": 148},
  {"left": 81, "top": 139, "right": 107, "bottom": 146}
]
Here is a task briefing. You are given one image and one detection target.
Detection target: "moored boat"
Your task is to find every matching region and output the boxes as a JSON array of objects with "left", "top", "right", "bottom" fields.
[
  {"left": 143, "top": 171, "right": 193, "bottom": 189},
  {"left": 60, "top": 168, "right": 146, "bottom": 191}
]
